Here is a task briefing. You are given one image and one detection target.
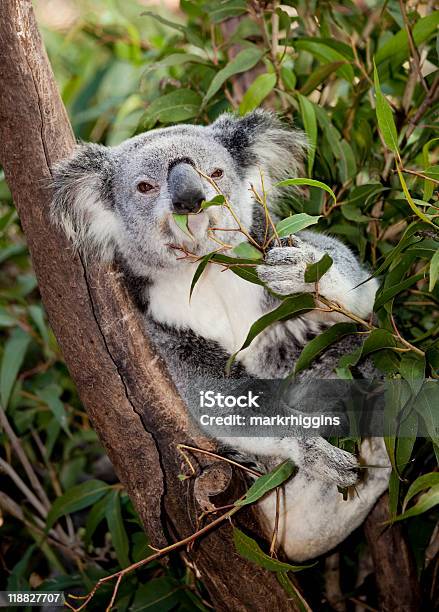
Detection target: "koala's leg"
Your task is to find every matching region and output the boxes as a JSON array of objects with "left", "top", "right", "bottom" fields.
[
  {"left": 219, "top": 435, "right": 360, "bottom": 488},
  {"left": 258, "top": 438, "right": 391, "bottom": 561},
  {"left": 257, "top": 231, "right": 378, "bottom": 319}
]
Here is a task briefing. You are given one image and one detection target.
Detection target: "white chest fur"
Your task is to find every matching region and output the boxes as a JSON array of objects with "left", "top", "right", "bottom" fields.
[{"left": 148, "top": 263, "right": 265, "bottom": 354}]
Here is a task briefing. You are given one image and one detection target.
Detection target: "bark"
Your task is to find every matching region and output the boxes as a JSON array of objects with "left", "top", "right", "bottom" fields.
[
  {"left": 364, "top": 493, "right": 421, "bottom": 611},
  {"left": 0, "top": 1, "right": 298, "bottom": 610}
]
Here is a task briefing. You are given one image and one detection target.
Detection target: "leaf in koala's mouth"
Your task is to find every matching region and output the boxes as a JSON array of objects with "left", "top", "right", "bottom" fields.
[
  {"left": 172, "top": 213, "right": 194, "bottom": 239},
  {"left": 201, "top": 194, "right": 225, "bottom": 208}
]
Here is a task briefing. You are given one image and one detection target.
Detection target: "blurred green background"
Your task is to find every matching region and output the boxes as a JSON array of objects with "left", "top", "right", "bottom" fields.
[{"left": 0, "top": 1, "right": 438, "bottom": 609}]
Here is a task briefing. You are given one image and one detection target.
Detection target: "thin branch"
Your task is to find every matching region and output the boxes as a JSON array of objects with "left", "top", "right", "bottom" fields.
[
  {"left": 0, "top": 457, "right": 48, "bottom": 518},
  {"left": 398, "top": 0, "right": 429, "bottom": 93},
  {"left": 177, "top": 443, "right": 262, "bottom": 478},
  {"left": 65, "top": 503, "right": 243, "bottom": 611},
  {"left": 0, "top": 405, "right": 50, "bottom": 509}
]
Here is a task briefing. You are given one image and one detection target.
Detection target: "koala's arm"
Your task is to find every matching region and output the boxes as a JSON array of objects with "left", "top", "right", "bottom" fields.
[
  {"left": 219, "top": 435, "right": 359, "bottom": 487},
  {"left": 258, "top": 231, "right": 378, "bottom": 320}
]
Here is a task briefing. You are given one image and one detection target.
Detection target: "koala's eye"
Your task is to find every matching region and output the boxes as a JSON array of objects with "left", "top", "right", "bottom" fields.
[
  {"left": 137, "top": 181, "right": 154, "bottom": 194},
  {"left": 210, "top": 168, "right": 224, "bottom": 179}
]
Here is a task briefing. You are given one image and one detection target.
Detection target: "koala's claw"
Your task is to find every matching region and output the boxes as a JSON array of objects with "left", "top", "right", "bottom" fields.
[{"left": 257, "top": 242, "right": 317, "bottom": 295}]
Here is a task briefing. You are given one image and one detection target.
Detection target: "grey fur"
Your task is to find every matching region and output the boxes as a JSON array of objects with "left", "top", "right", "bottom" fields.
[{"left": 51, "top": 110, "right": 389, "bottom": 560}]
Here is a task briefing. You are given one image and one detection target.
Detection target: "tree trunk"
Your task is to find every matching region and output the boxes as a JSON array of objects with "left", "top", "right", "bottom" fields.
[
  {"left": 364, "top": 493, "right": 421, "bottom": 611},
  {"left": 0, "top": 1, "right": 297, "bottom": 609}
]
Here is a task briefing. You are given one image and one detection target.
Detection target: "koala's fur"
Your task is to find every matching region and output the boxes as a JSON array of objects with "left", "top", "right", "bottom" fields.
[{"left": 51, "top": 110, "right": 390, "bottom": 561}]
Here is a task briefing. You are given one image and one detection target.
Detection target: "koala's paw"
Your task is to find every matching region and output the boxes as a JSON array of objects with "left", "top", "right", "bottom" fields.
[
  {"left": 257, "top": 239, "right": 317, "bottom": 295},
  {"left": 302, "top": 438, "right": 359, "bottom": 488}
]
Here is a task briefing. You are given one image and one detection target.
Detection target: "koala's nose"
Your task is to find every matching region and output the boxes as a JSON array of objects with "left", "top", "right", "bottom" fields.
[{"left": 168, "top": 162, "right": 206, "bottom": 214}]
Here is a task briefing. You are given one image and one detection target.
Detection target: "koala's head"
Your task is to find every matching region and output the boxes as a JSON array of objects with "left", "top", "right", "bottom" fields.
[{"left": 51, "top": 110, "right": 306, "bottom": 276}]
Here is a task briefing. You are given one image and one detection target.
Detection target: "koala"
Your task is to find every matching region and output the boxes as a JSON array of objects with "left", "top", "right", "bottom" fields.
[{"left": 51, "top": 110, "right": 390, "bottom": 561}]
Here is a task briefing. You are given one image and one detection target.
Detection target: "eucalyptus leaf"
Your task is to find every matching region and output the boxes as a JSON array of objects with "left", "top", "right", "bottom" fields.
[
  {"left": 226, "top": 294, "right": 315, "bottom": 373},
  {"left": 46, "top": 480, "right": 110, "bottom": 530},
  {"left": 233, "top": 528, "right": 311, "bottom": 572},
  {"left": 275, "top": 212, "right": 322, "bottom": 237},
  {"left": 304, "top": 253, "right": 333, "bottom": 283},
  {"left": 294, "top": 323, "right": 357, "bottom": 375},
  {"left": 239, "top": 73, "right": 276, "bottom": 115},
  {"left": 0, "top": 327, "right": 30, "bottom": 408},
  {"left": 203, "top": 48, "right": 263, "bottom": 104},
  {"left": 235, "top": 460, "right": 295, "bottom": 506}
]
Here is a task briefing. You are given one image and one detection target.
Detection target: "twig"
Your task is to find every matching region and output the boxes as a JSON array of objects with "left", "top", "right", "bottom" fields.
[
  {"left": 398, "top": 0, "right": 429, "bottom": 93},
  {"left": 405, "top": 73, "right": 439, "bottom": 140},
  {"left": 0, "top": 405, "right": 50, "bottom": 509},
  {"left": 269, "top": 487, "right": 281, "bottom": 557},
  {"left": 399, "top": 167, "right": 439, "bottom": 186},
  {"left": 177, "top": 443, "right": 262, "bottom": 478},
  {"left": 195, "top": 168, "right": 263, "bottom": 250},
  {"left": 65, "top": 503, "right": 243, "bottom": 611},
  {"left": 0, "top": 457, "right": 47, "bottom": 518}
]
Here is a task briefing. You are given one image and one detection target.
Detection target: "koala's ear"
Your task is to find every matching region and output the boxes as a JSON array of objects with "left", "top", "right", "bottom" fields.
[
  {"left": 50, "top": 144, "right": 119, "bottom": 261},
  {"left": 209, "top": 109, "right": 307, "bottom": 181}
]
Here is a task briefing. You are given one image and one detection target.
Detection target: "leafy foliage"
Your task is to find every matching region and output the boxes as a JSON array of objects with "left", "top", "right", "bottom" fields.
[{"left": 1, "top": 0, "right": 438, "bottom": 609}]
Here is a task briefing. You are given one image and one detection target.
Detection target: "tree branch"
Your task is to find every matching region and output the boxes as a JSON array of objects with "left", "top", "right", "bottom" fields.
[
  {"left": 0, "top": 1, "right": 297, "bottom": 609},
  {"left": 364, "top": 493, "right": 421, "bottom": 611}
]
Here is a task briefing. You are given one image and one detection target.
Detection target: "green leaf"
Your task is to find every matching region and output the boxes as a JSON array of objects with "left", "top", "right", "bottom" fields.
[
  {"left": 277, "top": 571, "right": 312, "bottom": 612},
  {"left": 0, "top": 327, "right": 31, "bottom": 408},
  {"left": 277, "top": 178, "right": 336, "bottom": 204},
  {"left": 142, "top": 53, "right": 208, "bottom": 76},
  {"left": 275, "top": 212, "right": 322, "bottom": 237},
  {"left": 232, "top": 242, "right": 263, "bottom": 260},
  {"left": 392, "top": 485, "right": 439, "bottom": 522},
  {"left": 131, "top": 577, "right": 184, "bottom": 611},
  {"left": 402, "top": 473, "right": 439, "bottom": 512},
  {"left": 297, "top": 95, "right": 317, "bottom": 175},
  {"left": 299, "top": 62, "right": 345, "bottom": 95},
  {"left": 362, "top": 329, "right": 396, "bottom": 356},
  {"left": 36, "top": 384, "right": 71, "bottom": 437},
  {"left": 144, "top": 90, "right": 201, "bottom": 126},
  {"left": 203, "top": 47, "right": 263, "bottom": 104},
  {"left": 0, "top": 307, "right": 17, "bottom": 328},
  {"left": 374, "top": 272, "right": 424, "bottom": 311},
  {"left": 46, "top": 480, "right": 110, "bottom": 530},
  {"left": 190, "top": 253, "right": 215, "bottom": 299},
  {"left": 235, "top": 460, "right": 295, "bottom": 506},
  {"left": 226, "top": 294, "right": 315, "bottom": 373},
  {"left": 373, "top": 63, "right": 399, "bottom": 154},
  {"left": 294, "top": 40, "right": 354, "bottom": 82},
  {"left": 397, "top": 167, "right": 436, "bottom": 226},
  {"left": 399, "top": 353, "right": 425, "bottom": 395},
  {"left": 429, "top": 248, "right": 439, "bottom": 292},
  {"left": 424, "top": 165, "right": 439, "bottom": 182},
  {"left": 294, "top": 323, "right": 357, "bottom": 375},
  {"left": 239, "top": 73, "right": 276, "bottom": 114},
  {"left": 201, "top": 194, "right": 225, "bottom": 208},
  {"left": 28, "top": 304, "right": 50, "bottom": 348},
  {"left": 304, "top": 253, "right": 333, "bottom": 283},
  {"left": 280, "top": 66, "right": 296, "bottom": 90},
  {"left": 233, "top": 528, "right": 310, "bottom": 572},
  {"left": 422, "top": 138, "right": 439, "bottom": 200},
  {"left": 84, "top": 492, "right": 112, "bottom": 546},
  {"left": 105, "top": 490, "right": 130, "bottom": 568},
  {"left": 141, "top": 11, "right": 203, "bottom": 47},
  {"left": 7, "top": 544, "right": 36, "bottom": 591},
  {"left": 204, "top": 0, "right": 247, "bottom": 23},
  {"left": 372, "top": 221, "right": 429, "bottom": 277},
  {"left": 172, "top": 213, "right": 193, "bottom": 239},
  {"left": 415, "top": 382, "right": 439, "bottom": 447},
  {"left": 376, "top": 12, "right": 439, "bottom": 65}
]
